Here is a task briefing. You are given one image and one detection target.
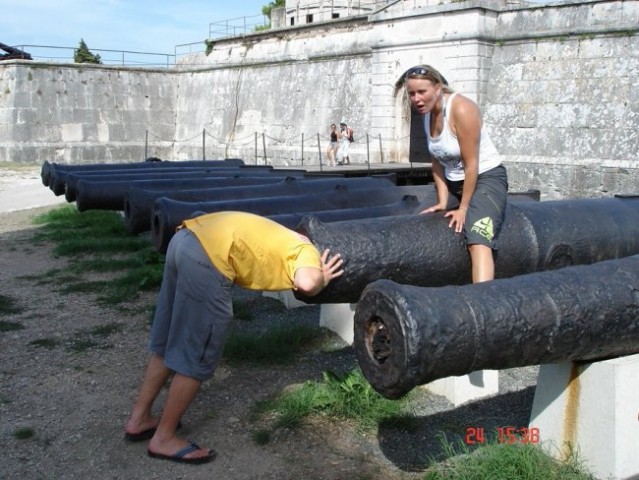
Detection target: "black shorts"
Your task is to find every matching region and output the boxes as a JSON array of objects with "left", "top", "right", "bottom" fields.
[{"left": 447, "top": 164, "right": 508, "bottom": 249}]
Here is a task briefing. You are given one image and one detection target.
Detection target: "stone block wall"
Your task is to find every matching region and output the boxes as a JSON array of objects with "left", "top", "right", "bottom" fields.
[
  {"left": 0, "top": 0, "right": 637, "bottom": 199},
  {"left": 0, "top": 62, "right": 177, "bottom": 164}
]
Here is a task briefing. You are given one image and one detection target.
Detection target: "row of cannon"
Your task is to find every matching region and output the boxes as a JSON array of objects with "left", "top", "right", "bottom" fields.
[{"left": 41, "top": 159, "right": 639, "bottom": 399}]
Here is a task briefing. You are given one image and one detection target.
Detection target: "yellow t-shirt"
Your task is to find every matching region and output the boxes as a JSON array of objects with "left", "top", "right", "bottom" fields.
[{"left": 181, "top": 211, "right": 321, "bottom": 291}]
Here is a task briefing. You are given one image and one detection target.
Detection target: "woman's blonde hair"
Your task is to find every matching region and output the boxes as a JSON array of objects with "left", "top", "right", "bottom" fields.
[{"left": 394, "top": 64, "right": 453, "bottom": 96}]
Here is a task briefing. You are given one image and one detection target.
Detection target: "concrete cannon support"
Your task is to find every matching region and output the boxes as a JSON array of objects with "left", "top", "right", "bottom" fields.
[
  {"left": 294, "top": 196, "right": 639, "bottom": 304},
  {"left": 353, "top": 254, "right": 639, "bottom": 399}
]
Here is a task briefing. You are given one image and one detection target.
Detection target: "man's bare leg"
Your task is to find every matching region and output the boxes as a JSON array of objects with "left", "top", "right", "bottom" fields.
[
  {"left": 125, "top": 354, "right": 171, "bottom": 436},
  {"left": 147, "top": 373, "right": 213, "bottom": 460}
]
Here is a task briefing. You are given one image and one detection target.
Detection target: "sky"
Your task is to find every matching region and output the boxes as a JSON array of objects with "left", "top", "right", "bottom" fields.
[{"left": 0, "top": 0, "right": 270, "bottom": 59}]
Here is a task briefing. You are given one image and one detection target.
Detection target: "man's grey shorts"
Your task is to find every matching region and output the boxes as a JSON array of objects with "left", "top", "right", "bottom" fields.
[
  {"left": 149, "top": 228, "right": 233, "bottom": 381},
  {"left": 447, "top": 164, "right": 508, "bottom": 249}
]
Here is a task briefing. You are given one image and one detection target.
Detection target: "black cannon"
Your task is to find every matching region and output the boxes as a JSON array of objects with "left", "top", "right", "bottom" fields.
[
  {"left": 150, "top": 185, "right": 438, "bottom": 253},
  {"left": 40, "top": 158, "right": 244, "bottom": 187},
  {"left": 123, "top": 175, "right": 396, "bottom": 234},
  {"left": 353, "top": 254, "right": 639, "bottom": 399},
  {"left": 267, "top": 195, "right": 425, "bottom": 227},
  {"left": 0, "top": 42, "right": 32, "bottom": 61},
  {"left": 60, "top": 165, "right": 287, "bottom": 201},
  {"left": 77, "top": 176, "right": 290, "bottom": 213},
  {"left": 294, "top": 196, "right": 639, "bottom": 304}
]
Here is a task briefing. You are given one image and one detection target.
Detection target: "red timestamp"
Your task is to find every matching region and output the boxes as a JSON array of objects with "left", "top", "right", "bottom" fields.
[{"left": 465, "top": 426, "right": 540, "bottom": 445}]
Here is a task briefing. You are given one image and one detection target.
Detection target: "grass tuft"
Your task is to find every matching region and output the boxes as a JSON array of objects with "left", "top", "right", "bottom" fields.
[
  {"left": 31, "top": 207, "right": 164, "bottom": 306},
  {"left": 255, "top": 368, "right": 412, "bottom": 432},
  {"left": 0, "top": 294, "right": 24, "bottom": 316},
  {"left": 0, "top": 320, "right": 24, "bottom": 332},
  {"left": 13, "top": 427, "right": 35, "bottom": 440},
  {"left": 424, "top": 433, "right": 596, "bottom": 480}
]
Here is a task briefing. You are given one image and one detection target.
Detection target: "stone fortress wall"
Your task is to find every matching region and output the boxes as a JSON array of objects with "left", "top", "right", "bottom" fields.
[{"left": 0, "top": 0, "right": 637, "bottom": 199}]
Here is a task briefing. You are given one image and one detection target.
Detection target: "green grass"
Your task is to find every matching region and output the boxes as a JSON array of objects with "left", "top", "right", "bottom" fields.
[
  {"left": 29, "top": 338, "right": 60, "bottom": 349},
  {"left": 0, "top": 320, "right": 24, "bottom": 332},
  {"left": 255, "top": 368, "right": 413, "bottom": 432},
  {"left": 13, "top": 427, "right": 35, "bottom": 440},
  {"left": 0, "top": 294, "right": 24, "bottom": 316},
  {"left": 31, "top": 206, "right": 164, "bottom": 305},
  {"left": 424, "top": 433, "right": 595, "bottom": 479}
]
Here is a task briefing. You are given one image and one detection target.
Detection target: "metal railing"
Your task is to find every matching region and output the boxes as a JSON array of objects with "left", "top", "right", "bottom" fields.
[
  {"left": 4, "top": 45, "right": 175, "bottom": 68},
  {"left": 208, "top": 14, "right": 271, "bottom": 39},
  {"left": 143, "top": 127, "right": 417, "bottom": 168}
]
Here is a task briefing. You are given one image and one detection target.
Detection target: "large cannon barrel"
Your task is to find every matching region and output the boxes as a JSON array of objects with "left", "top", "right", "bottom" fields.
[
  {"left": 41, "top": 158, "right": 244, "bottom": 187},
  {"left": 73, "top": 171, "right": 332, "bottom": 212},
  {"left": 354, "top": 255, "right": 639, "bottom": 399},
  {"left": 60, "top": 165, "right": 285, "bottom": 201},
  {"left": 294, "top": 196, "right": 639, "bottom": 304},
  {"left": 78, "top": 176, "right": 288, "bottom": 213},
  {"left": 150, "top": 185, "right": 436, "bottom": 253},
  {"left": 267, "top": 195, "right": 425, "bottom": 228},
  {"left": 123, "top": 175, "right": 396, "bottom": 234}
]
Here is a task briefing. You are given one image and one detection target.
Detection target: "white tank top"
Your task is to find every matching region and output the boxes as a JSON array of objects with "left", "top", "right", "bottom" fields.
[{"left": 424, "top": 92, "right": 501, "bottom": 182}]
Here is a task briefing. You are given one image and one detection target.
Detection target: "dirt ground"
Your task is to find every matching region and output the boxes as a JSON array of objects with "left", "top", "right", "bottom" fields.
[{"left": 0, "top": 166, "right": 538, "bottom": 480}]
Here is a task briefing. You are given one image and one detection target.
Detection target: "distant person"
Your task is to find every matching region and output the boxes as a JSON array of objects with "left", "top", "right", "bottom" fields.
[
  {"left": 326, "top": 123, "right": 339, "bottom": 166},
  {"left": 396, "top": 65, "right": 508, "bottom": 283},
  {"left": 125, "top": 211, "right": 344, "bottom": 464},
  {"left": 336, "top": 122, "right": 353, "bottom": 165}
]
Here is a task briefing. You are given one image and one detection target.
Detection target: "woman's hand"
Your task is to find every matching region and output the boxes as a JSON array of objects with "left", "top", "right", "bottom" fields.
[
  {"left": 445, "top": 207, "right": 467, "bottom": 233},
  {"left": 419, "top": 203, "right": 447, "bottom": 215}
]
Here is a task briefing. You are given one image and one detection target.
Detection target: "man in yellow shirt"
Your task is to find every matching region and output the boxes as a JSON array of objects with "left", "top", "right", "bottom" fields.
[{"left": 124, "top": 211, "right": 344, "bottom": 464}]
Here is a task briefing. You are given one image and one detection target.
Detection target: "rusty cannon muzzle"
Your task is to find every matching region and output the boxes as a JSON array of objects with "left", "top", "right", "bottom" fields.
[{"left": 354, "top": 255, "right": 639, "bottom": 399}]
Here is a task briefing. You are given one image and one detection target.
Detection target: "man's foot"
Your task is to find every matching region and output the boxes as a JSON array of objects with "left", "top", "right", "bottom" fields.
[
  {"left": 148, "top": 440, "right": 216, "bottom": 464},
  {"left": 124, "top": 417, "right": 160, "bottom": 442},
  {"left": 125, "top": 420, "right": 182, "bottom": 442}
]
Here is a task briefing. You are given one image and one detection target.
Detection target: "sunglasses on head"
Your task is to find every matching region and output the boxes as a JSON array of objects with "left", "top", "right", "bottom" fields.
[{"left": 404, "top": 66, "right": 429, "bottom": 79}]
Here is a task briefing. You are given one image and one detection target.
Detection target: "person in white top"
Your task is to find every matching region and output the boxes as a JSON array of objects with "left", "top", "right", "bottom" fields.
[{"left": 397, "top": 65, "right": 509, "bottom": 283}]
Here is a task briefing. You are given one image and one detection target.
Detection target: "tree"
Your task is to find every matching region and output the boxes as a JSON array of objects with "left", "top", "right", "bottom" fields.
[
  {"left": 74, "top": 39, "right": 102, "bottom": 64},
  {"left": 262, "top": 0, "right": 285, "bottom": 20}
]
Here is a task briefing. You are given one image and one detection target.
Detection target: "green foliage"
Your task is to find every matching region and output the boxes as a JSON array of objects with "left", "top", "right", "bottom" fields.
[
  {"left": 424, "top": 433, "right": 596, "bottom": 480},
  {"left": 0, "top": 294, "right": 23, "bottom": 316},
  {"left": 32, "top": 207, "right": 164, "bottom": 305},
  {"left": 13, "top": 427, "right": 35, "bottom": 440},
  {"left": 204, "top": 39, "right": 215, "bottom": 56},
  {"left": 262, "top": 0, "right": 285, "bottom": 19},
  {"left": 74, "top": 38, "right": 102, "bottom": 64},
  {"left": 29, "top": 338, "right": 60, "bottom": 349},
  {"left": 0, "top": 320, "right": 24, "bottom": 332},
  {"left": 257, "top": 368, "right": 411, "bottom": 432}
]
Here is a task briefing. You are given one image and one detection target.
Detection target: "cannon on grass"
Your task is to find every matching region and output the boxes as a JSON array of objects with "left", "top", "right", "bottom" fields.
[
  {"left": 293, "top": 196, "right": 639, "bottom": 304},
  {"left": 353, "top": 255, "right": 639, "bottom": 399},
  {"left": 40, "top": 158, "right": 244, "bottom": 187},
  {"left": 123, "top": 175, "right": 397, "bottom": 234},
  {"left": 150, "top": 185, "right": 438, "bottom": 253}
]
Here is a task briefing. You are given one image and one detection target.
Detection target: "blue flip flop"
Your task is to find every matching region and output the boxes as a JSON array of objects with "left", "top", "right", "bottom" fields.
[{"left": 148, "top": 441, "right": 216, "bottom": 464}]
